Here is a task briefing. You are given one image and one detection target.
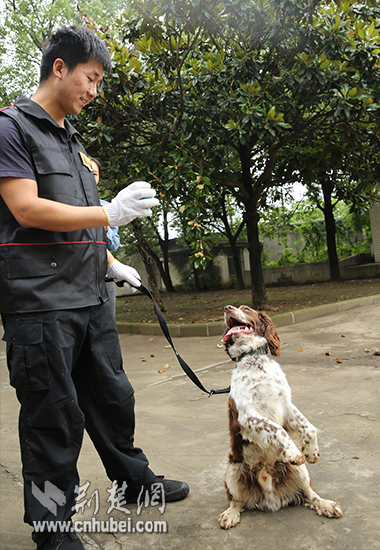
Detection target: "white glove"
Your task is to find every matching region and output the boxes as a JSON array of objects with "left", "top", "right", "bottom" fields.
[
  {"left": 102, "top": 181, "right": 159, "bottom": 226},
  {"left": 107, "top": 259, "right": 141, "bottom": 292}
]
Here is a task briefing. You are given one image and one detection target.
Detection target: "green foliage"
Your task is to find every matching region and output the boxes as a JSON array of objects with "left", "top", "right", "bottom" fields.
[
  {"left": 78, "top": 0, "right": 379, "bottom": 301},
  {"left": 261, "top": 200, "right": 373, "bottom": 268},
  {"left": 0, "top": 0, "right": 76, "bottom": 105},
  {"left": 0, "top": 0, "right": 130, "bottom": 106}
]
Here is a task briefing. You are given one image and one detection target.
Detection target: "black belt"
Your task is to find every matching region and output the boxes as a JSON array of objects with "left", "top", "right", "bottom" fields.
[{"left": 117, "top": 282, "right": 230, "bottom": 396}]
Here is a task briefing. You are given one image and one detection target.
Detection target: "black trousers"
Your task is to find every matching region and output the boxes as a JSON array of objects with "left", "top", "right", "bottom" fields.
[{"left": 1, "top": 300, "right": 156, "bottom": 526}]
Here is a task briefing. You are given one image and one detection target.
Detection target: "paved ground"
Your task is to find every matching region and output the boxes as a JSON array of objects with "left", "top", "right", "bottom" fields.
[{"left": 1, "top": 299, "right": 379, "bottom": 550}]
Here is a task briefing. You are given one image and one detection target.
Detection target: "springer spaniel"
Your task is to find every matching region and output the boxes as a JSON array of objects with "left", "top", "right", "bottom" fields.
[{"left": 219, "top": 305, "right": 342, "bottom": 529}]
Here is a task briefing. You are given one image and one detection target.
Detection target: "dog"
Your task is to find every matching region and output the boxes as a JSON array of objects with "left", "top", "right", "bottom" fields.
[{"left": 218, "top": 305, "right": 342, "bottom": 529}]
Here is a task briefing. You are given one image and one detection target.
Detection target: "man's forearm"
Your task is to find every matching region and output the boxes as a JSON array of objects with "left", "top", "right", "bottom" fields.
[
  {"left": 15, "top": 198, "right": 109, "bottom": 232},
  {"left": 0, "top": 177, "right": 109, "bottom": 231}
]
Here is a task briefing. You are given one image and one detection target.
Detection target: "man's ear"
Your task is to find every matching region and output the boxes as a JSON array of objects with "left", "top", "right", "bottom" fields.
[{"left": 52, "top": 58, "right": 67, "bottom": 80}]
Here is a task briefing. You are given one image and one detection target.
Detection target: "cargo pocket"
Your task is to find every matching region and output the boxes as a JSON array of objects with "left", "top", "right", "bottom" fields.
[{"left": 2, "top": 321, "right": 49, "bottom": 392}]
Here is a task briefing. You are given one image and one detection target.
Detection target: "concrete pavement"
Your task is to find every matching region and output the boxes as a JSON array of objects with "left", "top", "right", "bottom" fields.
[{"left": 1, "top": 298, "right": 379, "bottom": 550}]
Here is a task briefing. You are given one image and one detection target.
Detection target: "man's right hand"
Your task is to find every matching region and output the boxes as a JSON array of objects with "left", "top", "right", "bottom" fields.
[{"left": 102, "top": 181, "right": 159, "bottom": 226}]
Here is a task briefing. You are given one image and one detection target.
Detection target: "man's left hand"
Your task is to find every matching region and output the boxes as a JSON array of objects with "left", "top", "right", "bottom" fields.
[{"left": 107, "top": 259, "right": 141, "bottom": 292}]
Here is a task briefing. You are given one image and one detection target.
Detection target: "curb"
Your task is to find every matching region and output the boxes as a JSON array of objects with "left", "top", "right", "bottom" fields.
[{"left": 116, "top": 294, "right": 380, "bottom": 337}]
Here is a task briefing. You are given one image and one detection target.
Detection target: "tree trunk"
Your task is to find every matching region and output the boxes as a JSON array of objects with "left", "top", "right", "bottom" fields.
[
  {"left": 160, "top": 239, "right": 176, "bottom": 292},
  {"left": 145, "top": 241, "right": 176, "bottom": 293},
  {"left": 238, "top": 144, "right": 267, "bottom": 309},
  {"left": 321, "top": 178, "right": 341, "bottom": 281},
  {"left": 230, "top": 239, "right": 245, "bottom": 290},
  {"left": 149, "top": 211, "right": 176, "bottom": 293},
  {"left": 220, "top": 195, "right": 245, "bottom": 290},
  {"left": 245, "top": 207, "right": 267, "bottom": 310},
  {"left": 132, "top": 219, "right": 165, "bottom": 311},
  {"left": 193, "top": 263, "right": 201, "bottom": 292}
]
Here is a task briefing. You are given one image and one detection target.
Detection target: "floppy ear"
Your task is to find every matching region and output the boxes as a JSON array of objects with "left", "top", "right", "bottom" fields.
[{"left": 258, "top": 312, "right": 281, "bottom": 356}]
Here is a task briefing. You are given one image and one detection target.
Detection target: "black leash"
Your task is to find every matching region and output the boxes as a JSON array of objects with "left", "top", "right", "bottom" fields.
[{"left": 117, "top": 282, "right": 230, "bottom": 396}]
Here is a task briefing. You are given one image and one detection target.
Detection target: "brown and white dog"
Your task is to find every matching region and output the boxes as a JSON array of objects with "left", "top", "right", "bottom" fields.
[{"left": 219, "top": 305, "right": 342, "bottom": 529}]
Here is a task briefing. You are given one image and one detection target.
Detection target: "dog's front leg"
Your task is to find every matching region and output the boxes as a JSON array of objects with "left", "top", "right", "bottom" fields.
[
  {"left": 285, "top": 405, "right": 320, "bottom": 463},
  {"left": 219, "top": 499, "right": 245, "bottom": 529},
  {"left": 239, "top": 411, "right": 305, "bottom": 465}
]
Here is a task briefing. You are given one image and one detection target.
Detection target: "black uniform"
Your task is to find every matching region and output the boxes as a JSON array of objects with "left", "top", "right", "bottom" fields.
[{"left": 0, "top": 96, "right": 155, "bottom": 526}]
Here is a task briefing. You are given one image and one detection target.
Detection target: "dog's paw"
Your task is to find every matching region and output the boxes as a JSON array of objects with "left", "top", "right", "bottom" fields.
[
  {"left": 283, "top": 449, "right": 305, "bottom": 465},
  {"left": 290, "top": 453, "right": 306, "bottom": 466},
  {"left": 304, "top": 450, "right": 320, "bottom": 464},
  {"left": 219, "top": 508, "right": 241, "bottom": 529},
  {"left": 308, "top": 498, "right": 342, "bottom": 518},
  {"left": 303, "top": 445, "right": 320, "bottom": 464}
]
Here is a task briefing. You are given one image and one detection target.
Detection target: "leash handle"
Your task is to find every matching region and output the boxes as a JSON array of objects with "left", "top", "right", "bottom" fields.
[{"left": 116, "top": 281, "right": 230, "bottom": 396}]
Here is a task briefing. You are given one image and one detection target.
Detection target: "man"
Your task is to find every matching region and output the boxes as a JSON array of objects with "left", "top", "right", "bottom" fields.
[{"left": 0, "top": 26, "right": 189, "bottom": 550}]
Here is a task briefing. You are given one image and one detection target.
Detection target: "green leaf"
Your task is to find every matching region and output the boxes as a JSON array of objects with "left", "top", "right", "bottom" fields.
[{"left": 333, "top": 15, "right": 341, "bottom": 31}]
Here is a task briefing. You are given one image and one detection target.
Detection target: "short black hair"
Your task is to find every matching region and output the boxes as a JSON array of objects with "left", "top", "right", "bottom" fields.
[
  {"left": 90, "top": 157, "right": 102, "bottom": 178},
  {"left": 40, "top": 26, "right": 112, "bottom": 82}
]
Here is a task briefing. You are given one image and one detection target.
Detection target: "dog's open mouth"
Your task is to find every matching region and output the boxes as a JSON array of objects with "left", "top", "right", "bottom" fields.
[{"left": 222, "top": 321, "right": 254, "bottom": 342}]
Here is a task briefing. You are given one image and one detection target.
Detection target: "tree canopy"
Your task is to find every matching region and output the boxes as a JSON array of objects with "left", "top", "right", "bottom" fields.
[
  {"left": 79, "top": 0, "right": 380, "bottom": 307},
  {"left": 1, "top": 0, "right": 379, "bottom": 307}
]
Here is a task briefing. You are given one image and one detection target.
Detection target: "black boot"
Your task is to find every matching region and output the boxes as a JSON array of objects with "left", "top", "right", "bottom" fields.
[
  {"left": 121, "top": 475, "right": 189, "bottom": 504},
  {"left": 32, "top": 526, "right": 84, "bottom": 550}
]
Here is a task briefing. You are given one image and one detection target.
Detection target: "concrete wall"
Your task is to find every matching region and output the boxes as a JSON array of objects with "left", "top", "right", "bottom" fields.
[
  {"left": 116, "top": 247, "right": 379, "bottom": 298},
  {"left": 261, "top": 229, "right": 305, "bottom": 263},
  {"left": 370, "top": 204, "right": 380, "bottom": 263},
  {"left": 261, "top": 261, "right": 380, "bottom": 287}
]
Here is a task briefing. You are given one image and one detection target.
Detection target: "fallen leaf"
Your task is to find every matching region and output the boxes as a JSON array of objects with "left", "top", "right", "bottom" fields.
[
  {"left": 158, "top": 364, "right": 170, "bottom": 374},
  {"left": 179, "top": 317, "right": 184, "bottom": 320},
  {"left": 151, "top": 354, "right": 155, "bottom": 357},
  {"left": 141, "top": 359, "right": 147, "bottom": 362},
  {"left": 364, "top": 349, "right": 370, "bottom": 353},
  {"left": 341, "top": 334, "right": 345, "bottom": 338},
  {"left": 165, "top": 345, "right": 172, "bottom": 349},
  {"left": 298, "top": 349, "right": 303, "bottom": 352},
  {"left": 148, "top": 338, "right": 154, "bottom": 341},
  {"left": 140, "top": 356, "right": 145, "bottom": 359},
  {"left": 217, "top": 344, "right": 224, "bottom": 348},
  {"left": 336, "top": 358, "right": 342, "bottom": 363},
  {"left": 325, "top": 352, "right": 331, "bottom": 356},
  {"left": 373, "top": 351, "right": 380, "bottom": 356}
]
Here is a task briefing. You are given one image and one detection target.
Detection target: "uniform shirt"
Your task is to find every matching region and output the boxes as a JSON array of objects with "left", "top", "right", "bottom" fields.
[{"left": 0, "top": 115, "right": 36, "bottom": 179}]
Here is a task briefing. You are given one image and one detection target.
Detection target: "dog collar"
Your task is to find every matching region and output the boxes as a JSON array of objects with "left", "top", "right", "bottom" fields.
[{"left": 238, "top": 344, "right": 269, "bottom": 361}]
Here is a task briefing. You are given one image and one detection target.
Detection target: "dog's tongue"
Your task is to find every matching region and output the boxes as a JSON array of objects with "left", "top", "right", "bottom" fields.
[{"left": 222, "top": 325, "right": 254, "bottom": 342}]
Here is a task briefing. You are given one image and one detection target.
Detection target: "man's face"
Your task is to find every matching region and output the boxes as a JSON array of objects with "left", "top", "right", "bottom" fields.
[{"left": 58, "top": 58, "right": 104, "bottom": 116}]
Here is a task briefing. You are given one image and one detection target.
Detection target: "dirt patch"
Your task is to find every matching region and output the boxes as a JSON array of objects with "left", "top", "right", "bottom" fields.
[{"left": 115, "top": 278, "right": 380, "bottom": 325}]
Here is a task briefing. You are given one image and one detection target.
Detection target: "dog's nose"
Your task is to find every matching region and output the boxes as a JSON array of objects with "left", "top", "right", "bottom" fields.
[{"left": 224, "top": 305, "right": 234, "bottom": 312}]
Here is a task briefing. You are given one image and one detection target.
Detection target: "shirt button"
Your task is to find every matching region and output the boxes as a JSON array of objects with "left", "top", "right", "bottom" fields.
[{"left": 50, "top": 261, "right": 58, "bottom": 269}]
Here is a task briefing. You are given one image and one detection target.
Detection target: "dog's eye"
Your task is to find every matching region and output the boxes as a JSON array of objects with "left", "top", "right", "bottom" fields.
[{"left": 243, "top": 307, "right": 250, "bottom": 312}]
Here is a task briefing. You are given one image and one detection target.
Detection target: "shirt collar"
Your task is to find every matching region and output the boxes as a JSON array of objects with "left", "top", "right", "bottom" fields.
[{"left": 15, "top": 94, "right": 79, "bottom": 139}]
